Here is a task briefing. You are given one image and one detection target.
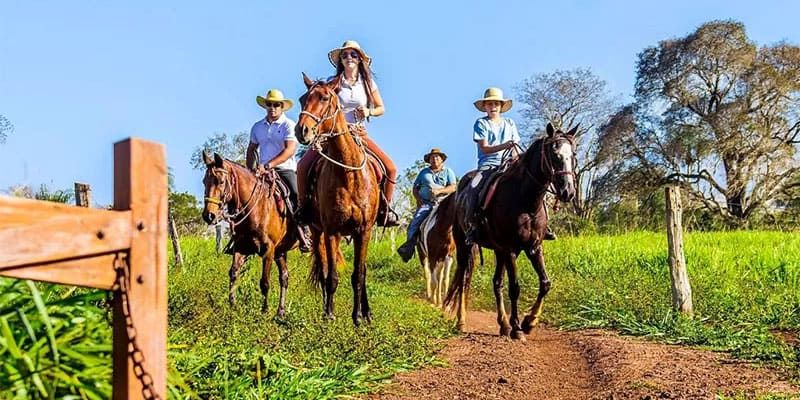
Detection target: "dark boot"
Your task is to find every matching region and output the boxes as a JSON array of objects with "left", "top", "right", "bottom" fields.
[
  {"left": 295, "top": 201, "right": 312, "bottom": 226},
  {"left": 544, "top": 228, "right": 556, "bottom": 241},
  {"left": 297, "top": 225, "right": 312, "bottom": 253},
  {"left": 377, "top": 204, "right": 400, "bottom": 227},
  {"left": 464, "top": 224, "right": 478, "bottom": 247},
  {"left": 396, "top": 235, "right": 418, "bottom": 263}
]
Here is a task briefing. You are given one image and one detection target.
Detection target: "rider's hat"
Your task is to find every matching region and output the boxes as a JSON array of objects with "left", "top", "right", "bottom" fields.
[
  {"left": 474, "top": 87, "right": 512, "bottom": 113},
  {"left": 424, "top": 148, "right": 448, "bottom": 163},
  {"left": 328, "top": 40, "right": 372, "bottom": 67},
  {"left": 256, "top": 89, "right": 293, "bottom": 111}
]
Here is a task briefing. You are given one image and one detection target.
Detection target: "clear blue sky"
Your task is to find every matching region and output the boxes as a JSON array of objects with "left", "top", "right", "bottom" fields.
[{"left": 1, "top": 1, "right": 797, "bottom": 205}]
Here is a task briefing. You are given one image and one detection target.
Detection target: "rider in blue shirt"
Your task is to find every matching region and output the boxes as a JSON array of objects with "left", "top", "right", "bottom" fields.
[{"left": 397, "top": 148, "right": 457, "bottom": 262}]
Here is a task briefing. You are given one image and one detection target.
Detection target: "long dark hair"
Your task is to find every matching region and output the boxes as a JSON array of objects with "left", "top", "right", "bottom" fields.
[{"left": 335, "top": 60, "right": 376, "bottom": 108}]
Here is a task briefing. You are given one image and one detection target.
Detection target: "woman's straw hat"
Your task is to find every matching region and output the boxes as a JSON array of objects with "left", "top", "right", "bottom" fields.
[{"left": 328, "top": 40, "right": 372, "bottom": 67}]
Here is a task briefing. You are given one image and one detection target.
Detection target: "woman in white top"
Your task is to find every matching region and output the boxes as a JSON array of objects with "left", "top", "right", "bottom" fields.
[{"left": 297, "top": 40, "right": 399, "bottom": 226}]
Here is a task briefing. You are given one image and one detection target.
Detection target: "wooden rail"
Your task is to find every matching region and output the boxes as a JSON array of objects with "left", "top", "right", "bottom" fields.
[{"left": 0, "top": 138, "right": 167, "bottom": 400}]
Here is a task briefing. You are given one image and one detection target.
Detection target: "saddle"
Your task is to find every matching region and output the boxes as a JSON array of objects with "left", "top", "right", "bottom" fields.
[{"left": 258, "top": 169, "right": 292, "bottom": 216}]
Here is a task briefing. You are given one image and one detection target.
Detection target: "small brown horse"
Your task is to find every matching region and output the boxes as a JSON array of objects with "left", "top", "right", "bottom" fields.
[
  {"left": 445, "top": 123, "right": 578, "bottom": 339},
  {"left": 417, "top": 193, "right": 456, "bottom": 306},
  {"left": 201, "top": 152, "right": 297, "bottom": 316},
  {"left": 295, "top": 73, "right": 381, "bottom": 325}
]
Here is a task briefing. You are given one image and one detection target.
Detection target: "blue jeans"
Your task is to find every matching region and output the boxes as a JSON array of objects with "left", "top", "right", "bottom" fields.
[{"left": 406, "top": 204, "right": 433, "bottom": 240}]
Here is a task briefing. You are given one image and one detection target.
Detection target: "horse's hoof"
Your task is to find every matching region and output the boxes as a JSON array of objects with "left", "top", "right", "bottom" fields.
[
  {"left": 276, "top": 309, "right": 286, "bottom": 319},
  {"left": 499, "top": 324, "right": 512, "bottom": 337},
  {"left": 510, "top": 330, "right": 526, "bottom": 341},
  {"left": 521, "top": 318, "right": 536, "bottom": 334},
  {"left": 323, "top": 313, "right": 336, "bottom": 321},
  {"left": 456, "top": 322, "right": 466, "bottom": 333}
]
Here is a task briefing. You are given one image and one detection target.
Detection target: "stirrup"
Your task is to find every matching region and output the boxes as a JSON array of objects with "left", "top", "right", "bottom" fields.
[{"left": 377, "top": 207, "right": 400, "bottom": 227}]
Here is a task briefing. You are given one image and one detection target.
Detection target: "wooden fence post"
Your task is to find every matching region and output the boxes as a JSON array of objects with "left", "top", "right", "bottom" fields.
[
  {"left": 113, "top": 138, "right": 167, "bottom": 399},
  {"left": 665, "top": 186, "right": 693, "bottom": 316},
  {"left": 75, "top": 182, "right": 91, "bottom": 207},
  {"left": 168, "top": 207, "right": 183, "bottom": 266}
]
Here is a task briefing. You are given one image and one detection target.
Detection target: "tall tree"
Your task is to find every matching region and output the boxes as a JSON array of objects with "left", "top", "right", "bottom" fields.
[
  {"left": 629, "top": 20, "right": 800, "bottom": 224},
  {"left": 190, "top": 131, "right": 249, "bottom": 169},
  {"left": 515, "top": 68, "right": 619, "bottom": 219}
]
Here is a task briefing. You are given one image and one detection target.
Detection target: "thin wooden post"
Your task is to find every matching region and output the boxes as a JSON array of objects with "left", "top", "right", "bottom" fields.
[
  {"left": 75, "top": 182, "right": 92, "bottom": 207},
  {"left": 215, "top": 223, "right": 224, "bottom": 253},
  {"left": 113, "top": 138, "right": 167, "bottom": 399},
  {"left": 168, "top": 208, "right": 183, "bottom": 266},
  {"left": 665, "top": 186, "right": 693, "bottom": 316}
]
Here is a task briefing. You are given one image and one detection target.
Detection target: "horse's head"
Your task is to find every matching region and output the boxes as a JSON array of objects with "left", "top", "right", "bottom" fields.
[
  {"left": 525, "top": 123, "right": 578, "bottom": 203},
  {"left": 295, "top": 72, "right": 343, "bottom": 145},
  {"left": 201, "top": 151, "right": 233, "bottom": 224}
]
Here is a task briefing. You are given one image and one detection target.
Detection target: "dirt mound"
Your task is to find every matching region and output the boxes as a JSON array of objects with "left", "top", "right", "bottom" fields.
[{"left": 374, "top": 311, "right": 798, "bottom": 399}]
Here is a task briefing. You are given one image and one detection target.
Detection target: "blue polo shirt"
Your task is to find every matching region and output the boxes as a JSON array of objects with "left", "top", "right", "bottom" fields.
[
  {"left": 414, "top": 166, "right": 457, "bottom": 204},
  {"left": 473, "top": 116, "right": 521, "bottom": 168}
]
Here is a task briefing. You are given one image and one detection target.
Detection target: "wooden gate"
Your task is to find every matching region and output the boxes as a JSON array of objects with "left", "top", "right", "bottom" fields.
[{"left": 0, "top": 138, "right": 167, "bottom": 399}]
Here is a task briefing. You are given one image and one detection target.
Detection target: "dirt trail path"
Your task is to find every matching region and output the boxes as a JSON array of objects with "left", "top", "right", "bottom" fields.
[{"left": 374, "top": 310, "right": 798, "bottom": 399}]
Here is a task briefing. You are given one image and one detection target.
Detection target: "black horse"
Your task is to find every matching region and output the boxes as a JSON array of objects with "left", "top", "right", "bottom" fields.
[{"left": 445, "top": 123, "right": 578, "bottom": 340}]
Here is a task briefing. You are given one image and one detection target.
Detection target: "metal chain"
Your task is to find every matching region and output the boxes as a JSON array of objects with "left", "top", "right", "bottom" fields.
[{"left": 111, "top": 254, "right": 162, "bottom": 400}]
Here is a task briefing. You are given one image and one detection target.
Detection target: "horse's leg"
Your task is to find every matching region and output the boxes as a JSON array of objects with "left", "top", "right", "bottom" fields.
[
  {"left": 259, "top": 244, "right": 276, "bottom": 313},
  {"left": 228, "top": 252, "right": 245, "bottom": 307},
  {"left": 436, "top": 260, "right": 446, "bottom": 307},
  {"left": 443, "top": 254, "right": 453, "bottom": 309},
  {"left": 422, "top": 253, "right": 433, "bottom": 302},
  {"left": 506, "top": 252, "right": 525, "bottom": 340},
  {"left": 324, "top": 233, "right": 340, "bottom": 320},
  {"left": 353, "top": 231, "right": 371, "bottom": 325},
  {"left": 493, "top": 252, "right": 511, "bottom": 337},
  {"left": 522, "top": 246, "right": 551, "bottom": 334},
  {"left": 275, "top": 251, "right": 289, "bottom": 318},
  {"left": 312, "top": 229, "right": 328, "bottom": 311}
]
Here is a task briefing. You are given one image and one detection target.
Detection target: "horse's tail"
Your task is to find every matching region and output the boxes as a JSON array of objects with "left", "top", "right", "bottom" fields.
[
  {"left": 444, "top": 245, "right": 475, "bottom": 312},
  {"left": 307, "top": 236, "right": 346, "bottom": 289}
]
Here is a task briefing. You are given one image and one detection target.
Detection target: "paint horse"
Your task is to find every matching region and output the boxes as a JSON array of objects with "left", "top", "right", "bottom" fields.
[
  {"left": 416, "top": 193, "right": 456, "bottom": 306},
  {"left": 201, "top": 152, "right": 298, "bottom": 316},
  {"left": 445, "top": 123, "right": 578, "bottom": 339}
]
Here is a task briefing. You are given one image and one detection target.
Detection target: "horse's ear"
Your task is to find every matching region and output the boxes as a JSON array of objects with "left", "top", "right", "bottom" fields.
[
  {"left": 328, "top": 74, "right": 342, "bottom": 91},
  {"left": 202, "top": 150, "right": 213, "bottom": 166},
  {"left": 546, "top": 123, "right": 555, "bottom": 137},
  {"left": 567, "top": 124, "right": 580, "bottom": 137},
  {"left": 302, "top": 72, "right": 314, "bottom": 88},
  {"left": 213, "top": 153, "right": 224, "bottom": 168}
]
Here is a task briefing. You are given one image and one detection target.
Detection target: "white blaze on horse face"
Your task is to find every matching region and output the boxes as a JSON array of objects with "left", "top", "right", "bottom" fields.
[{"left": 555, "top": 141, "right": 574, "bottom": 173}]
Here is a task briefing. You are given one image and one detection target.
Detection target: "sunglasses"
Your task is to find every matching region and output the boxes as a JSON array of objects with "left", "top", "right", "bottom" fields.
[
  {"left": 341, "top": 50, "right": 360, "bottom": 60},
  {"left": 266, "top": 102, "right": 283, "bottom": 108}
]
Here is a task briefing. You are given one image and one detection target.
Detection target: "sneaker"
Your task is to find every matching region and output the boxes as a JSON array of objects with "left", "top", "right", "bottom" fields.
[
  {"left": 543, "top": 229, "right": 557, "bottom": 241},
  {"left": 377, "top": 207, "right": 400, "bottom": 227}
]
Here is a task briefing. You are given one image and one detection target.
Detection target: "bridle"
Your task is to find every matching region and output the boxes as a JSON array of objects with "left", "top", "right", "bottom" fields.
[
  {"left": 204, "top": 163, "right": 266, "bottom": 231},
  {"left": 298, "top": 82, "right": 367, "bottom": 171},
  {"left": 522, "top": 134, "right": 577, "bottom": 190}
]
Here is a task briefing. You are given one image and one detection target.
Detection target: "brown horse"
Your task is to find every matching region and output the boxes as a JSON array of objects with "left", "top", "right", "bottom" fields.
[
  {"left": 201, "top": 152, "right": 297, "bottom": 316},
  {"left": 295, "top": 73, "right": 381, "bottom": 325},
  {"left": 417, "top": 193, "right": 456, "bottom": 306},
  {"left": 445, "top": 123, "right": 578, "bottom": 339}
]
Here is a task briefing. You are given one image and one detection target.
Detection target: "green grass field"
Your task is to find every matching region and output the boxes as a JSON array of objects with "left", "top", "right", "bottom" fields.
[{"left": 2, "top": 231, "right": 799, "bottom": 398}]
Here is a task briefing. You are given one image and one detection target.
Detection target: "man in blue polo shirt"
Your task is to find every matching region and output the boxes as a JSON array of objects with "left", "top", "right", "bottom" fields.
[
  {"left": 397, "top": 148, "right": 457, "bottom": 262},
  {"left": 246, "top": 88, "right": 311, "bottom": 252}
]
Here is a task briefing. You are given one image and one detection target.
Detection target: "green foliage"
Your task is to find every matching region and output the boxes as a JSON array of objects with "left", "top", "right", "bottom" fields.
[
  {"left": 0, "top": 114, "right": 12, "bottom": 144},
  {"left": 169, "top": 191, "right": 204, "bottom": 235},
  {"left": 190, "top": 132, "right": 249, "bottom": 170}
]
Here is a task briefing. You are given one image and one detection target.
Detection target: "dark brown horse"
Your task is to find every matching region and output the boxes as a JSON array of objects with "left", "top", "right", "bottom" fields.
[
  {"left": 201, "top": 152, "right": 297, "bottom": 317},
  {"left": 417, "top": 193, "right": 456, "bottom": 306},
  {"left": 445, "top": 123, "right": 578, "bottom": 339},
  {"left": 295, "top": 73, "right": 381, "bottom": 325}
]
